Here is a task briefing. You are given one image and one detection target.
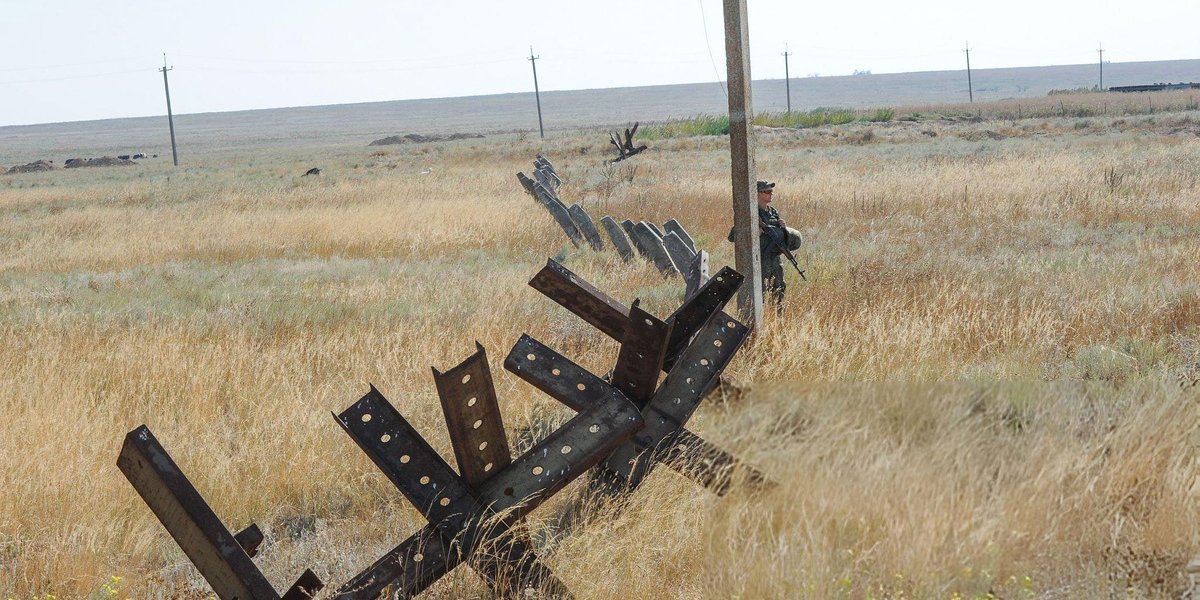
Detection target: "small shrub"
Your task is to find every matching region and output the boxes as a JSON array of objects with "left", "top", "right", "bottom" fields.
[{"left": 863, "top": 108, "right": 895, "bottom": 122}]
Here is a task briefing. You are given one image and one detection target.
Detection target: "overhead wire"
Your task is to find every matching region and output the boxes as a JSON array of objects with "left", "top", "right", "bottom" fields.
[
  {"left": 699, "top": 0, "right": 728, "bottom": 99},
  {"left": 0, "top": 69, "right": 149, "bottom": 85}
]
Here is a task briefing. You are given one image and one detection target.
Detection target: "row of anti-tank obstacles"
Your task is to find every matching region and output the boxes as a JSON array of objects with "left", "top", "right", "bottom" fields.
[
  {"left": 119, "top": 259, "right": 772, "bottom": 599},
  {"left": 517, "top": 155, "right": 712, "bottom": 299}
]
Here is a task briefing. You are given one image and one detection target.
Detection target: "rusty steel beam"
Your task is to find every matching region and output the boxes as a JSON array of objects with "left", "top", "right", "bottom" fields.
[
  {"left": 529, "top": 259, "right": 629, "bottom": 341},
  {"left": 433, "top": 343, "right": 511, "bottom": 489},
  {"left": 335, "top": 339, "right": 643, "bottom": 599},
  {"left": 334, "top": 387, "right": 560, "bottom": 600},
  {"left": 602, "top": 313, "right": 752, "bottom": 489},
  {"left": 524, "top": 261, "right": 770, "bottom": 496},
  {"left": 530, "top": 259, "right": 743, "bottom": 372},
  {"left": 117, "top": 426, "right": 322, "bottom": 600},
  {"left": 610, "top": 301, "right": 672, "bottom": 409},
  {"left": 662, "top": 267, "right": 743, "bottom": 371}
]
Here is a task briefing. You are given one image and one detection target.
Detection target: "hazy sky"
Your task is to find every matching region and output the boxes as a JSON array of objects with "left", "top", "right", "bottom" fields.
[{"left": 1, "top": 0, "right": 1197, "bottom": 127}]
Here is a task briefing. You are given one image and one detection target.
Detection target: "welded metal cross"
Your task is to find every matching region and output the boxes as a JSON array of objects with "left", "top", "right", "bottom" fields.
[
  {"left": 525, "top": 259, "right": 773, "bottom": 495},
  {"left": 117, "top": 426, "right": 324, "bottom": 600},
  {"left": 332, "top": 341, "right": 643, "bottom": 600}
]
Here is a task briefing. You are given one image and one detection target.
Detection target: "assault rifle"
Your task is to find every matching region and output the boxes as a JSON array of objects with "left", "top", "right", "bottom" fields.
[{"left": 760, "top": 223, "right": 807, "bottom": 281}]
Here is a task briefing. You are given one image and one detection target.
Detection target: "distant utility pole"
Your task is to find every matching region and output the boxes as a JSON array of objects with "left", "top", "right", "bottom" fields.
[
  {"left": 963, "top": 42, "right": 974, "bottom": 103},
  {"left": 528, "top": 47, "right": 545, "bottom": 139},
  {"left": 723, "top": 0, "right": 763, "bottom": 328},
  {"left": 1098, "top": 44, "right": 1105, "bottom": 90},
  {"left": 159, "top": 53, "right": 179, "bottom": 166},
  {"left": 782, "top": 45, "right": 792, "bottom": 113}
]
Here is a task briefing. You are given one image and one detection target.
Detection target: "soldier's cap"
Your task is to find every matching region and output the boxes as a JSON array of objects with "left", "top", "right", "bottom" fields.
[{"left": 756, "top": 180, "right": 776, "bottom": 192}]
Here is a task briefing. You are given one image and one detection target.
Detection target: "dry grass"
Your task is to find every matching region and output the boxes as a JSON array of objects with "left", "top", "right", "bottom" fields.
[{"left": 2, "top": 104, "right": 1200, "bottom": 599}]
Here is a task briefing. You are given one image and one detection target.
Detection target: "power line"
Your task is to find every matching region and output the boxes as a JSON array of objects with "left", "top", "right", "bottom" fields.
[
  {"left": 0, "top": 57, "right": 144, "bottom": 73},
  {"left": 698, "top": 0, "right": 728, "bottom": 99},
  {"left": 0, "top": 69, "right": 147, "bottom": 85}
]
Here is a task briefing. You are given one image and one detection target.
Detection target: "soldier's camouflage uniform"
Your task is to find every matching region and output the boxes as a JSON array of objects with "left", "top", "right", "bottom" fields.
[{"left": 728, "top": 205, "right": 803, "bottom": 305}]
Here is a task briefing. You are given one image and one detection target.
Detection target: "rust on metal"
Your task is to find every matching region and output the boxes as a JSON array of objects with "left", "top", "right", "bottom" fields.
[
  {"left": 335, "top": 338, "right": 643, "bottom": 599},
  {"left": 604, "top": 314, "right": 751, "bottom": 487},
  {"left": 611, "top": 301, "right": 672, "bottom": 408},
  {"left": 235, "top": 524, "right": 265, "bottom": 558},
  {"left": 524, "top": 261, "right": 770, "bottom": 496},
  {"left": 529, "top": 259, "right": 629, "bottom": 340},
  {"left": 663, "top": 267, "right": 743, "bottom": 370},
  {"left": 433, "top": 343, "right": 512, "bottom": 489},
  {"left": 117, "top": 426, "right": 323, "bottom": 600}
]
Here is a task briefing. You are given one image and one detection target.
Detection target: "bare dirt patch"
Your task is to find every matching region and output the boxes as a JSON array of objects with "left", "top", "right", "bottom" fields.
[{"left": 368, "top": 132, "right": 484, "bottom": 146}]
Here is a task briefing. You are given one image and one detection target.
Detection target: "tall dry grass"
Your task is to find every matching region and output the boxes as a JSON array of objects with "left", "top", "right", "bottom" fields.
[{"left": 1, "top": 112, "right": 1199, "bottom": 599}]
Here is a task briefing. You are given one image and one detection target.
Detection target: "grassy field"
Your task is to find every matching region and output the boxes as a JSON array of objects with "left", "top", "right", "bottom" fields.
[{"left": 2, "top": 91, "right": 1200, "bottom": 599}]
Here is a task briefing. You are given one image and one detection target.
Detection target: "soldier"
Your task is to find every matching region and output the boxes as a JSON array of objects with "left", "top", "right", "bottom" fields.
[{"left": 727, "top": 180, "right": 803, "bottom": 306}]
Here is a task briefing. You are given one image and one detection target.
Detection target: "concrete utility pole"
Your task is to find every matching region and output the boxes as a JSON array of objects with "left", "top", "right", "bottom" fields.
[
  {"left": 963, "top": 42, "right": 974, "bottom": 103},
  {"left": 1098, "top": 44, "right": 1105, "bottom": 90},
  {"left": 159, "top": 54, "right": 179, "bottom": 166},
  {"left": 528, "top": 47, "right": 545, "bottom": 139},
  {"left": 723, "top": 0, "right": 762, "bottom": 328},
  {"left": 782, "top": 45, "right": 792, "bottom": 113}
]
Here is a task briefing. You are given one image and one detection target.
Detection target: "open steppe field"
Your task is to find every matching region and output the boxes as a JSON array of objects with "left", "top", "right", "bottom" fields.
[{"left": 3, "top": 92, "right": 1200, "bottom": 599}]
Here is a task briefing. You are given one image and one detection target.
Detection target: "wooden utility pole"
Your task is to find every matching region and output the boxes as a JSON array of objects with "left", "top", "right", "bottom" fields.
[
  {"left": 1098, "top": 44, "right": 1105, "bottom": 90},
  {"left": 723, "top": 0, "right": 762, "bottom": 327},
  {"left": 782, "top": 45, "right": 792, "bottom": 113},
  {"left": 963, "top": 42, "right": 974, "bottom": 103},
  {"left": 159, "top": 53, "right": 179, "bottom": 166},
  {"left": 528, "top": 47, "right": 545, "bottom": 139}
]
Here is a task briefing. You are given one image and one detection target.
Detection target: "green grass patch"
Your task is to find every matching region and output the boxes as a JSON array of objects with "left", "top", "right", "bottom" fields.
[
  {"left": 638, "top": 114, "right": 730, "bottom": 139},
  {"left": 640, "top": 107, "right": 893, "bottom": 139}
]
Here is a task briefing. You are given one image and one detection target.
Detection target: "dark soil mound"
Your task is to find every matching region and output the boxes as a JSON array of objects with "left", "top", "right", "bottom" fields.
[
  {"left": 5, "top": 160, "right": 54, "bottom": 174},
  {"left": 63, "top": 156, "right": 136, "bottom": 168},
  {"left": 369, "top": 132, "right": 484, "bottom": 146}
]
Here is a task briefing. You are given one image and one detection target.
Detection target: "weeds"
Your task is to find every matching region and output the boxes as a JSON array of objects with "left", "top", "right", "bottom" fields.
[{"left": 3, "top": 108, "right": 1200, "bottom": 599}]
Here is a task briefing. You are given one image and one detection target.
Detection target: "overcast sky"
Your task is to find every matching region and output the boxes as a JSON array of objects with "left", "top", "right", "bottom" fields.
[{"left": 1, "top": 0, "right": 1196, "bottom": 127}]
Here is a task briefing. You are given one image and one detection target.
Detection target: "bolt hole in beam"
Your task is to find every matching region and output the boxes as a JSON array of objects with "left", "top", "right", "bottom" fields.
[
  {"left": 532, "top": 466, "right": 544, "bottom": 475},
  {"left": 462, "top": 374, "right": 471, "bottom": 384},
  {"left": 361, "top": 414, "right": 372, "bottom": 422},
  {"left": 381, "top": 434, "right": 391, "bottom": 443},
  {"left": 433, "top": 343, "right": 513, "bottom": 491}
]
